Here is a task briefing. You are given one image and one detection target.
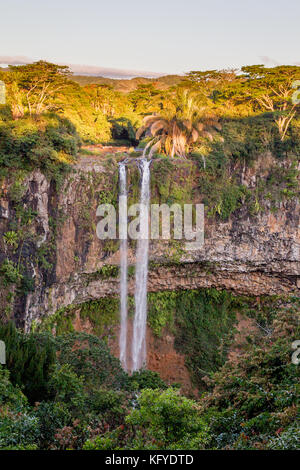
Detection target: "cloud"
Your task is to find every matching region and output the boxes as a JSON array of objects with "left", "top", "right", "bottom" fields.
[{"left": 0, "top": 56, "right": 164, "bottom": 78}]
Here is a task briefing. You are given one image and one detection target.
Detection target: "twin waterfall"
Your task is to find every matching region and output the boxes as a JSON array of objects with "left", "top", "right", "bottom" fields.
[{"left": 118, "top": 159, "right": 151, "bottom": 372}]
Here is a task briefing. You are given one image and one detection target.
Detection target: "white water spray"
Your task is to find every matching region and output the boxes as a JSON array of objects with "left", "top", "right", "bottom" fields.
[
  {"left": 131, "top": 158, "right": 151, "bottom": 371},
  {"left": 119, "top": 162, "right": 128, "bottom": 370}
]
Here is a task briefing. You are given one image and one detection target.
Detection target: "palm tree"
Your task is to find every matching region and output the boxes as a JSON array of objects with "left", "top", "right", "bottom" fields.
[{"left": 136, "top": 89, "right": 221, "bottom": 158}]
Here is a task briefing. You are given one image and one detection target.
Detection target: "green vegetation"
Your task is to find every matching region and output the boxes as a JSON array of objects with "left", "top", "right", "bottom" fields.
[
  {"left": 151, "top": 158, "right": 194, "bottom": 205},
  {"left": 0, "top": 322, "right": 55, "bottom": 403},
  {"left": 0, "top": 112, "right": 79, "bottom": 182},
  {"left": 201, "top": 299, "right": 300, "bottom": 449},
  {"left": 0, "top": 61, "right": 299, "bottom": 225},
  {"left": 0, "top": 322, "right": 171, "bottom": 450},
  {"left": 0, "top": 298, "right": 297, "bottom": 450},
  {"left": 148, "top": 288, "right": 238, "bottom": 387},
  {"left": 84, "top": 388, "right": 210, "bottom": 450},
  {"left": 38, "top": 296, "right": 119, "bottom": 339},
  {"left": 1, "top": 61, "right": 299, "bottom": 156},
  {"left": 0, "top": 61, "right": 299, "bottom": 451},
  {"left": 136, "top": 89, "right": 221, "bottom": 158},
  {"left": 79, "top": 297, "right": 119, "bottom": 337}
]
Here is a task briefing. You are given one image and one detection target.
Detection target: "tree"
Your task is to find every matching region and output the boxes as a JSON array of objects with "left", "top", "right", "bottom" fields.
[
  {"left": 136, "top": 89, "right": 221, "bottom": 158},
  {"left": 240, "top": 65, "right": 300, "bottom": 140},
  {"left": 54, "top": 332, "right": 127, "bottom": 390},
  {"left": 0, "top": 72, "right": 25, "bottom": 119},
  {"left": 48, "top": 363, "right": 86, "bottom": 410},
  {"left": 7, "top": 61, "right": 72, "bottom": 117},
  {"left": 85, "top": 84, "right": 117, "bottom": 116},
  {"left": 0, "top": 322, "right": 56, "bottom": 403},
  {"left": 128, "top": 84, "right": 165, "bottom": 114},
  {"left": 183, "top": 69, "right": 238, "bottom": 106},
  {"left": 126, "top": 388, "right": 210, "bottom": 449},
  {"left": 84, "top": 388, "right": 210, "bottom": 450}
]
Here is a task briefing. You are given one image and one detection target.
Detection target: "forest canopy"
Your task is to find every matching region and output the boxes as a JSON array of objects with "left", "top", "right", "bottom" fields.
[{"left": 0, "top": 61, "right": 299, "bottom": 156}]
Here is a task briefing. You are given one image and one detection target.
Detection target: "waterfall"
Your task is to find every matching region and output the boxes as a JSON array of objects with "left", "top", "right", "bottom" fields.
[
  {"left": 132, "top": 158, "right": 151, "bottom": 371},
  {"left": 118, "top": 157, "right": 151, "bottom": 372},
  {"left": 118, "top": 162, "right": 128, "bottom": 371}
]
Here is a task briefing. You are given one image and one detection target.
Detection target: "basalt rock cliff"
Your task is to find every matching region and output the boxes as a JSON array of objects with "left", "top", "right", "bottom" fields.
[{"left": 0, "top": 153, "right": 299, "bottom": 388}]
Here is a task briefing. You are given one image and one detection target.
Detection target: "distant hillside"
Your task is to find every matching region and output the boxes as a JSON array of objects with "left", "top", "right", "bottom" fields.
[
  {"left": 71, "top": 74, "right": 184, "bottom": 92},
  {"left": 0, "top": 66, "right": 183, "bottom": 92}
]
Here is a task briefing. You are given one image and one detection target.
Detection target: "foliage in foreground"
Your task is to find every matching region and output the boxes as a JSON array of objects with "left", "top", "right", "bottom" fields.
[
  {"left": 1, "top": 297, "right": 298, "bottom": 450},
  {"left": 84, "top": 388, "right": 210, "bottom": 450},
  {"left": 0, "top": 325, "right": 170, "bottom": 449},
  {"left": 201, "top": 300, "right": 300, "bottom": 449}
]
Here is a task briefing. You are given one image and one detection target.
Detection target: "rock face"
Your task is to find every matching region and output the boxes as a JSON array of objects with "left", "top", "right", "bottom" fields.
[
  {"left": 1, "top": 156, "right": 299, "bottom": 331},
  {"left": 107, "top": 317, "right": 196, "bottom": 395},
  {"left": 0, "top": 154, "right": 299, "bottom": 390}
]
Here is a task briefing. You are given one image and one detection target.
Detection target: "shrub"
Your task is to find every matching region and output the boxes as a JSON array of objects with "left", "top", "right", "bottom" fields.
[
  {"left": 48, "top": 363, "right": 87, "bottom": 411},
  {"left": 128, "top": 369, "right": 168, "bottom": 391},
  {"left": 200, "top": 302, "right": 300, "bottom": 449},
  {"left": 84, "top": 388, "right": 210, "bottom": 450},
  {"left": 54, "top": 332, "right": 127, "bottom": 390},
  {"left": 148, "top": 289, "right": 237, "bottom": 387},
  {"left": 0, "top": 366, "right": 39, "bottom": 450},
  {"left": 126, "top": 388, "right": 210, "bottom": 450},
  {"left": 0, "top": 322, "right": 56, "bottom": 403},
  {"left": 33, "top": 401, "right": 72, "bottom": 449},
  {"left": 0, "top": 259, "right": 21, "bottom": 285},
  {"left": 267, "top": 423, "right": 300, "bottom": 450},
  {"left": 0, "top": 365, "right": 27, "bottom": 409},
  {"left": 0, "top": 412, "right": 39, "bottom": 449},
  {"left": 0, "top": 113, "right": 80, "bottom": 182}
]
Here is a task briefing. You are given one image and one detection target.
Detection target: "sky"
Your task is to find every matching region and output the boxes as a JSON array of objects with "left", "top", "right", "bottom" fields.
[{"left": 0, "top": 0, "right": 299, "bottom": 78}]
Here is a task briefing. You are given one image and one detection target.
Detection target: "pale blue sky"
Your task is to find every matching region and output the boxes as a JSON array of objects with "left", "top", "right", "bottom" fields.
[{"left": 0, "top": 0, "right": 299, "bottom": 77}]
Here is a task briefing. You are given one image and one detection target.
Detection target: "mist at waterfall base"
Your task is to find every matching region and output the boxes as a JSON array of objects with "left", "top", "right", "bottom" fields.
[{"left": 118, "top": 159, "right": 151, "bottom": 373}]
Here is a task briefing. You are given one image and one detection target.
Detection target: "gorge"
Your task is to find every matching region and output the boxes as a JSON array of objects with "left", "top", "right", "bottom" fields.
[{"left": 0, "top": 150, "right": 299, "bottom": 389}]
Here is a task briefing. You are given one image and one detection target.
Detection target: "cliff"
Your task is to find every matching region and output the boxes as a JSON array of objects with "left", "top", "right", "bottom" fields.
[{"left": 0, "top": 152, "right": 299, "bottom": 389}]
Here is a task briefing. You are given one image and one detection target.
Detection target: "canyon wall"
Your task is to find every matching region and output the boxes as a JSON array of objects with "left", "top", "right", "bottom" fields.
[
  {"left": 0, "top": 155, "right": 299, "bottom": 329},
  {"left": 0, "top": 154, "right": 299, "bottom": 388}
]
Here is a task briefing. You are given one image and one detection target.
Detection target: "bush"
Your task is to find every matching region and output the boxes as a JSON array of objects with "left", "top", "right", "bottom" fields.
[
  {"left": 0, "top": 259, "right": 21, "bottom": 286},
  {"left": 267, "top": 423, "right": 300, "bottom": 450},
  {"left": 0, "top": 412, "right": 39, "bottom": 449},
  {"left": 54, "top": 332, "right": 127, "bottom": 390},
  {"left": 148, "top": 289, "right": 237, "bottom": 387},
  {"left": 126, "top": 388, "right": 210, "bottom": 450},
  {"left": 0, "top": 365, "right": 27, "bottom": 409},
  {"left": 48, "top": 363, "right": 87, "bottom": 411},
  {"left": 33, "top": 401, "right": 72, "bottom": 449},
  {"left": 128, "top": 369, "right": 168, "bottom": 391},
  {"left": 0, "top": 113, "right": 80, "bottom": 182},
  {"left": 88, "top": 389, "right": 127, "bottom": 429},
  {"left": 110, "top": 117, "right": 137, "bottom": 145},
  {"left": 84, "top": 388, "right": 210, "bottom": 450},
  {"left": 0, "top": 365, "right": 39, "bottom": 449},
  {"left": 0, "top": 322, "right": 56, "bottom": 403},
  {"left": 200, "top": 302, "right": 300, "bottom": 449}
]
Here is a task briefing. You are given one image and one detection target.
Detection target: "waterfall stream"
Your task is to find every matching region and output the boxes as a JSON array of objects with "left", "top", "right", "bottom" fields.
[
  {"left": 131, "top": 158, "right": 151, "bottom": 371},
  {"left": 118, "top": 162, "right": 128, "bottom": 370},
  {"left": 118, "top": 157, "right": 151, "bottom": 372}
]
